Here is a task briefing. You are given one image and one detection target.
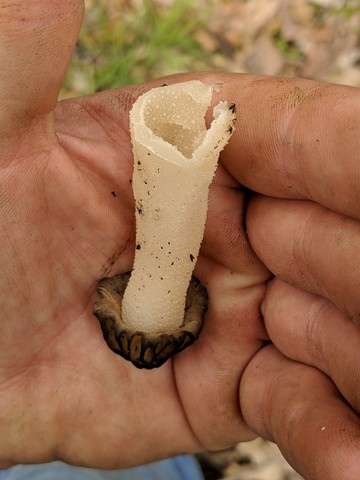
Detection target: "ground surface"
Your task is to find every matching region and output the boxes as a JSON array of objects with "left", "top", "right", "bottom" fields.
[
  {"left": 62, "top": 1, "right": 360, "bottom": 478},
  {"left": 62, "top": 0, "right": 360, "bottom": 97}
]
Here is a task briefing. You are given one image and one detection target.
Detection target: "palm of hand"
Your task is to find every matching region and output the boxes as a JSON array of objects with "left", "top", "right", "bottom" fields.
[{"left": 0, "top": 86, "right": 268, "bottom": 467}]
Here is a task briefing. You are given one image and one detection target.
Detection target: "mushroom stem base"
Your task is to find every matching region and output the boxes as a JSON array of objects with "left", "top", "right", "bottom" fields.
[{"left": 93, "top": 273, "right": 208, "bottom": 369}]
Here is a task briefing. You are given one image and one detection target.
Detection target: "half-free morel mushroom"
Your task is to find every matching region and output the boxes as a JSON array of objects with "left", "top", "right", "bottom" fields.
[{"left": 94, "top": 80, "right": 236, "bottom": 369}]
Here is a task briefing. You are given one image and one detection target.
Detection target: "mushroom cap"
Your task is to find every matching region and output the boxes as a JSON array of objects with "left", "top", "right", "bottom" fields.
[{"left": 93, "top": 273, "right": 208, "bottom": 369}]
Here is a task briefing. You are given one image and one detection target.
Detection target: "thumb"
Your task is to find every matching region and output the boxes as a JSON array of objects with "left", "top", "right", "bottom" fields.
[{"left": 0, "top": 1, "right": 84, "bottom": 136}]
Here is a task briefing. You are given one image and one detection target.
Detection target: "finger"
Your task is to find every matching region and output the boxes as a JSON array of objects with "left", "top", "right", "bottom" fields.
[
  {"left": 262, "top": 278, "right": 360, "bottom": 415},
  {"left": 83, "top": 73, "right": 360, "bottom": 220},
  {"left": 201, "top": 163, "right": 268, "bottom": 278},
  {"left": 0, "top": 1, "right": 83, "bottom": 136},
  {"left": 215, "top": 75, "right": 360, "bottom": 220},
  {"left": 246, "top": 195, "right": 360, "bottom": 323},
  {"left": 241, "top": 345, "right": 360, "bottom": 480}
]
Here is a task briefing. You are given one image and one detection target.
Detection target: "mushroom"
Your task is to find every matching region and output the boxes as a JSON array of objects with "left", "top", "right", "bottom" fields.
[{"left": 94, "top": 80, "right": 236, "bottom": 369}]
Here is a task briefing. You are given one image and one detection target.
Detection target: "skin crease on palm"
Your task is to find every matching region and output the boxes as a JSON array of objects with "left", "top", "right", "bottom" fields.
[{"left": 1, "top": 1, "right": 360, "bottom": 479}]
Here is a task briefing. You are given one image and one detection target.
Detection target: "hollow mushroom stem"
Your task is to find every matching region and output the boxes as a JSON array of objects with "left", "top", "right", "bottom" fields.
[{"left": 94, "top": 80, "right": 236, "bottom": 369}]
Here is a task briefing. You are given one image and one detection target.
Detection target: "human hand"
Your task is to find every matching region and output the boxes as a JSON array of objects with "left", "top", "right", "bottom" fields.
[
  {"left": 219, "top": 74, "right": 360, "bottom": 478},
  {"left": 1, "top": 3, "right": 360, "bottom": 479},
  {"left": 0, "top": 1, "right": 264, "bottom": 469}
]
